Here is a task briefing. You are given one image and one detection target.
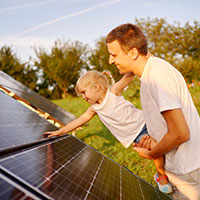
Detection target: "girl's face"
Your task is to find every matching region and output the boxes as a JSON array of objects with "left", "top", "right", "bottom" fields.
[{"left": 78, "top": 84, "right": 102, "bottom": 104}]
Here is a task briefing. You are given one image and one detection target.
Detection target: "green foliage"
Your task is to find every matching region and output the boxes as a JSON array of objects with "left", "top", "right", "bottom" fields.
[
  {"left": 181, "top": 21, "right": 200, "bottom": 60},
  {"left": 135, "top": 18, "right": 200, "bottom": 84},
  {"left": 135, "top": 18, "right": 200, "bottom": 62},
  {"left": 34, "top": 39, "right": 89, "bottom": 98},
  {"left": 36, "top": 71, "right": 58, "bottom": 99},
  {"left": 123, "top": 76, "right": 142, "bottom": 109},
  {"left": 175, "top": 56, "right": 200, "bottom": 82},
  {"left": 0, "top": 45, "right": 38, "bottom": 90},
  {"left": 189, "top": 82, "right": 200, "bottom": 113},
  {"left": 135, "top": 17, "right": 179, "bottom": 63}
]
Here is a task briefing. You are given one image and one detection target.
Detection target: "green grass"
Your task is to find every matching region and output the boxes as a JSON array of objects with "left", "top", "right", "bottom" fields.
[
  {"left": 189, "top": 83, "right": 200, "bottom": 113},
  {"left": 52, "top": 83, "right": 200, "bottom": 186}
]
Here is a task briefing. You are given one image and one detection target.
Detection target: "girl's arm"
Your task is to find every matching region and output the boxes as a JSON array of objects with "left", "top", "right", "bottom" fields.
[
  {"left": 111, "top": 72, "right": 135, "bottom": 96},
  {"left": 43, "top": 106, "right": 96, "bottom": 138}
]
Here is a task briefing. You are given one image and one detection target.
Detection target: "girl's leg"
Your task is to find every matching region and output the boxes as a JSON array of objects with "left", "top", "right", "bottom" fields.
[
  {"left": 153, "top": 156, "right": 169, "bottom": 185},
  {"left": 150, "top": 137, "right": 169, "bottom": 185},
  {"left": 133, "top": 125, "right": 173, "bottom": 193},
  {"left": 150, "top": 138, "right": 173, "bottom": 193}
]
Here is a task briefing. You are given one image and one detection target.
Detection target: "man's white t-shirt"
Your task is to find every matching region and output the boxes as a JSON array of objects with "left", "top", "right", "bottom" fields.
[
  {"left": 92, "top": 90, "right": 146, "bottom": 148},
  {"left": 140, "top": 56, "right": 200, "bottom": 175}
]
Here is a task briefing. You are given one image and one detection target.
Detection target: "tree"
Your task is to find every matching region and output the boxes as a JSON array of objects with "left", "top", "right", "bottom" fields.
[
  {"left": 0, "top": 45, "right": 37, "bottom": 90},
  {"left": 135, "top": 17, "right": 181, "bottom": 63},
  {"left": 176, "top": 56, "right": 200, "bottom": 82},
  {"left": 135, "top": 18, "right": 200, "bottom": 61},
  {"left": 135, "top": 18, "right": 200, "bottom": 82},
  {"left": 181, "top": 21, "right": 200, "bottom": 60},
  {"left": 89, "top": 37, "right": 122, "bottom": 82},
  {"left": 34, "top": 40, "right": 89, "bottom": 98}
]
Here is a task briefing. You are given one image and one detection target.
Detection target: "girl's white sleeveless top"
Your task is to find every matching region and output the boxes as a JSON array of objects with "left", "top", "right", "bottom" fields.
[{"left": 92, "top": 90, "right": 145, "bottom": 148}]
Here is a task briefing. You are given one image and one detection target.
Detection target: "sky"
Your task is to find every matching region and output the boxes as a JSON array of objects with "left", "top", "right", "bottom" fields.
[{"left": 0, "top": 0, "right": 199, "bottom": 62}]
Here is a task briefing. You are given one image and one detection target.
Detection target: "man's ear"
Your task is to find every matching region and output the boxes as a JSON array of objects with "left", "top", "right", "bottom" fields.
[{"left": 128, "top": 48, "right": 139, "bottom": 60}]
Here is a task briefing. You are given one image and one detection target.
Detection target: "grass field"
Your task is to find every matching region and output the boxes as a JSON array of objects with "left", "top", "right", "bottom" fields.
[{"left": 52, "top": 81, "right": 200, "bottom": 186}]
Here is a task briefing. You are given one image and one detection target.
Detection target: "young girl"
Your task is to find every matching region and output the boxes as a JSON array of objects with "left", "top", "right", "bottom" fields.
[{"left": 43, "top": 70, "right": 173, "bottom": 194}]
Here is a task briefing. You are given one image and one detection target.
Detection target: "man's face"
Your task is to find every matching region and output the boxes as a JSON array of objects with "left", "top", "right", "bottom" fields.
[{"left": 107, "top": 40, "right": 134, "bottom": 74}]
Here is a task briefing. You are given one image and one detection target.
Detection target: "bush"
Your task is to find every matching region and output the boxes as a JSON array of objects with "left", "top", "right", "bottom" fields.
[{"left": 176, "top": 57, "right": 200, "bottom": 83}]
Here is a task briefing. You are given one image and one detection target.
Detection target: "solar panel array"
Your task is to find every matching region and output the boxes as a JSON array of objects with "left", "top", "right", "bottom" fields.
[
  {"left": 0, "top": 70, "right": 75, "bottom": 125},
  {"left": 0, "top": 91, "right": 57, "bottom": 152},
  {"left": 0, "top": 71, "right": 172, "bottom": 200},
  {"left": 1, "top": 136, "right": 171, "bottom": 200}
]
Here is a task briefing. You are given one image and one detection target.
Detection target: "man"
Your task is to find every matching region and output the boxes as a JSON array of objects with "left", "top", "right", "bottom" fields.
[{"left": 106, "top": 23, "right": 200, "bottom": 199}]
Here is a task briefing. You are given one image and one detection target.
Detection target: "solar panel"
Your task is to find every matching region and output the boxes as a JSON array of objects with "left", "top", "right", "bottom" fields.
[
  {"left": 0, "top": 177, "right": 27, "bottom": 200},
  {"left": 0, "top": 136, "right": 171, "bottom": 200},
  {"left": 0, "top": 91, "right": 58, "bottom": 152},
  {"left": 0, "top": 174, "right": 51, "bottom": 200},
  {"left": 0, "top": 70, "right": 75, "bottom": 125},
  {"left": 0, "top": 71, "right": 172, "bottom": 199}
]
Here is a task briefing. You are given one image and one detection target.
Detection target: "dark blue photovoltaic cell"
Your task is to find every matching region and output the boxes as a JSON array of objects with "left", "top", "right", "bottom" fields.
[
  {"left": 0, "top": 178, "right": 27, "bottom": 200},
  {"left": 0, "top": 136, "right": 172, "bottom": 200},
  {"left": 0, "top": 70, "right": 75, "bottom": 124},
  {"left": 0, "top": 91, "right": 58, "bottom": 151},
  {"left": 0, "top": 175, "right": 52, "bottom": 200}
]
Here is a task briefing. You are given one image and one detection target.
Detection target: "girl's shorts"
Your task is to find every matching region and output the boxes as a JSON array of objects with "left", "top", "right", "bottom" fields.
[{"left": 133, "top": 124, "right": 148, "bottom": 144}]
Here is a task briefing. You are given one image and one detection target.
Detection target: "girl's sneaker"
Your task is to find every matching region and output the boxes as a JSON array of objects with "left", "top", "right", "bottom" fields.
[{"left": 154, "top": 173, "right": 173, "bottom": 194}]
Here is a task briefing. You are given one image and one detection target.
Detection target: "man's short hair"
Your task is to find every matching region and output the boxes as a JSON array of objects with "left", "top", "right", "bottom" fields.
[{"left": 106, "top": 23, "right": 148, "bottom": 55}]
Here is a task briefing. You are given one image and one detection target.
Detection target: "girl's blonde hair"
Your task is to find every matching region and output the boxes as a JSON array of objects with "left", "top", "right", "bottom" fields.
[{"left": 76, "top": 70, "right": 115, "bottom": 95}]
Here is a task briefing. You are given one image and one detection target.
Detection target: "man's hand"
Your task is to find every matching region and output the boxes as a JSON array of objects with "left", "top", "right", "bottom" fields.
[
  {"left": 132, "top": 135, "right": 159, "bottom": 159},
  {"left": 132, "top": 135, "right": 151, "bottom": 149},
  {"left": 133, "top": 147, "right": 154, "bottom": 159},
  {"left": 132, "top": 135, "right": 158, "bottom": 149}
]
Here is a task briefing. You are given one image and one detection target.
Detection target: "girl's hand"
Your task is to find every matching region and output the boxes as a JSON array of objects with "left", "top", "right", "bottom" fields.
[{"left": 43, "top": 130, "right": 61, "bottom": 138}]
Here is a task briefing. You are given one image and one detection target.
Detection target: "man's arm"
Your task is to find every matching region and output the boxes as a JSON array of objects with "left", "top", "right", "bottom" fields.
[
  {"left": 43, "top": 106, "right": 96, "bottom": 138},
  {"left": 111, "top": 72, "right": 135, "bottom": 96},
  {"left": 134, "top": 108, "right": 190, "bottom": 159}
]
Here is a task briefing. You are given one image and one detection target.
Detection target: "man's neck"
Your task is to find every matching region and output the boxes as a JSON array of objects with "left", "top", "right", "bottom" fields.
[{"left": 135, "top": 54, "right": 150, "bottom": 77}]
